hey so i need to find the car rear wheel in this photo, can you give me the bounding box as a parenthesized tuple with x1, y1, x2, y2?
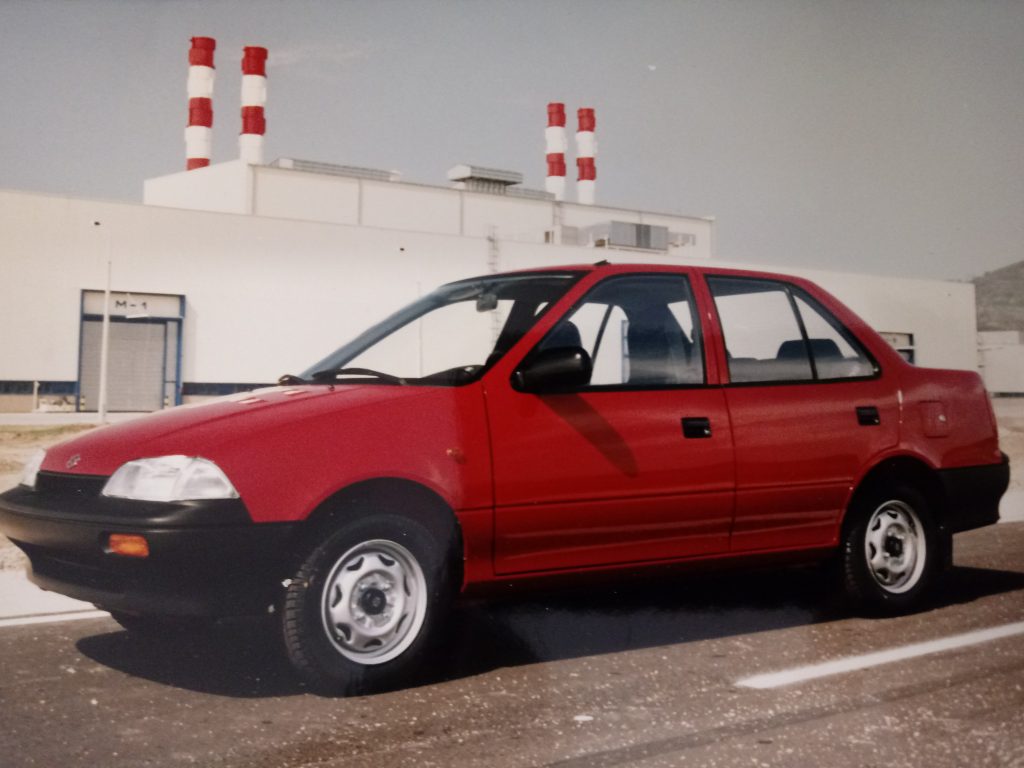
(842, 484, 939, 613)
(281, 513, 454, 695)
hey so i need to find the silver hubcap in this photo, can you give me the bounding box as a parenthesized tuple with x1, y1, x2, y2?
(864, 500, 926, 594)
(320, 539, 427, 665)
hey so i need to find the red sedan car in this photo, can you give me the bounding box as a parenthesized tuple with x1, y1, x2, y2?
(0, 263, 1009, 694)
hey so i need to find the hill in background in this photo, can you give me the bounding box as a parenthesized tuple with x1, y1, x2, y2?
(974, 260, 1024, 333)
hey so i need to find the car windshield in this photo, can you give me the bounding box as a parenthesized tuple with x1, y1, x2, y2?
(299, 272, 583, 386)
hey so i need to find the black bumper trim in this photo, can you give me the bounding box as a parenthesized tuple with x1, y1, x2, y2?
(938, 453, 1011, 534)
(0, 490, 299, 618)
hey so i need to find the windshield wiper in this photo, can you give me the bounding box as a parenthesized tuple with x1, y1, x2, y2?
(277, 374, 307, 385)
(309, 367, 407, 385)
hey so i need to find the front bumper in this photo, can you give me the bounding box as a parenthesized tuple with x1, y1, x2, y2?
(0, 472, 298, 617)
(938, 452, 1011, 534)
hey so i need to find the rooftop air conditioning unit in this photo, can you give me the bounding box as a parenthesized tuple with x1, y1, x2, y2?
(606, 222, 669, 251)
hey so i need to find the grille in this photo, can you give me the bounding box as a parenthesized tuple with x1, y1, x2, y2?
(35, 471, 108, 506)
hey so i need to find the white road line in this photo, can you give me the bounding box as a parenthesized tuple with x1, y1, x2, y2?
(0, 610, 109, 629)
(736, 620, 1024, 689)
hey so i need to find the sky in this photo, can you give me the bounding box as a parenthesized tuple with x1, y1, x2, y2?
(1, 0, 1022, 281)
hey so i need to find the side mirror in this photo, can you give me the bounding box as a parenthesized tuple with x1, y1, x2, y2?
(513, 346, 592, 393)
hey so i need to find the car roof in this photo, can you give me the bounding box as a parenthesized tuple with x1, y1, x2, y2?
(487, 261, 812, 285)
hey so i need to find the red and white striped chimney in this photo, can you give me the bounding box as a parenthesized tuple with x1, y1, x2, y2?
(576, 107, 597, 205)
(545, 102, 567, 201)
(185, 37, 216, 171)
(239, 46, 268, 165)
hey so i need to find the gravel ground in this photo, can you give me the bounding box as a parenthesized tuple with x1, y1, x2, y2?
(994, 398, 1024, 490)
(0, 424, 96, 570)
(0, 399, 1021, 571)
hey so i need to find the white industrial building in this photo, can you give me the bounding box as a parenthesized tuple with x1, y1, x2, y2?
(0, 35, 993, 412)
(0, 157, 981, 413)
(979, 331, 1024, 396)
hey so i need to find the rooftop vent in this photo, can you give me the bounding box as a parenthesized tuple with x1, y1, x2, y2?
(447, 164, 523, 195)
(505, 187, 556, 201)
(270, 158, 401, 182)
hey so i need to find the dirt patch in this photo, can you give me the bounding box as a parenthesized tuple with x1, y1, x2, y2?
(0, 424, 96, 490)
(995, 396, 1024, 490)
(1000, 429, 1024, 490)
(0, 424, 97, 570)
(0, 425, 95, 445)
(0, 541, 29, 571)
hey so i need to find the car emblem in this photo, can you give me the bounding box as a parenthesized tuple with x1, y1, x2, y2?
(66, 454, 81, 470)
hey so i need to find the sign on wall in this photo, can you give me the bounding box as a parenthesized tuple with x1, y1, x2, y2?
(82, 290, 183, 319)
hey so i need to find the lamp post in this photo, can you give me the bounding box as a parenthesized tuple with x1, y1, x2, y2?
(93, 221, 112, 424)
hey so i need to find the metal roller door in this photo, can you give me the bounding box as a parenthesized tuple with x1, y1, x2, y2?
(79, 320, 167, 412)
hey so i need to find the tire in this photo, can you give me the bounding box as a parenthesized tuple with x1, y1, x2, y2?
(281, 513, 455, 695)
(109, 610, 212, 638)
(841, 484, 939, 614)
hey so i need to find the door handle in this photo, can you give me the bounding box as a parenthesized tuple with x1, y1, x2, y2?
(856, 406, 880, 426)
(682, 417, 712, 439)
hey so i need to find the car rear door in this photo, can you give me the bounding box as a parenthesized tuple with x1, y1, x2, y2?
(705, 275, 900, 552)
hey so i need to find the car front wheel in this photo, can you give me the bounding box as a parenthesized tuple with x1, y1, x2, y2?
(281, 513, 454, 695)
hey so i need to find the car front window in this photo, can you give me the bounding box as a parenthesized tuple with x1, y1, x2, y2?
(530, 274, 705, 388)
(300, 272, 582, 386)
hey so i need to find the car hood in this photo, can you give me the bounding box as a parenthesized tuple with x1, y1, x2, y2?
(41, 385, 433, 477)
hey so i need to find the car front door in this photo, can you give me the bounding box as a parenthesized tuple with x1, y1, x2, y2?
(485, 272, 736, 575)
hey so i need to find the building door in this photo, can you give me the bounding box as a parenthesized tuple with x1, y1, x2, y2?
(78, 291, 184, 412)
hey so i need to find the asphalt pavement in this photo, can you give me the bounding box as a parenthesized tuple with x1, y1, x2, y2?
(0, 523, 1021, 767)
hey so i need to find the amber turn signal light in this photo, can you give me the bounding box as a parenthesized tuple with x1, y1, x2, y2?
(107, 533, 150, 558)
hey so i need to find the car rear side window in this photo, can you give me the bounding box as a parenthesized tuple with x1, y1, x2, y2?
(708, 277, 876, 384)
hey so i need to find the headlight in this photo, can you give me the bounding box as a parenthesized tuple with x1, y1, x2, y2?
(101, 455, 240, 502)
(19, 449, 46, 489)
